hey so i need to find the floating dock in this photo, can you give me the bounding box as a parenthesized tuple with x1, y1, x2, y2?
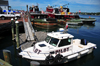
(19, 31, 47, 50)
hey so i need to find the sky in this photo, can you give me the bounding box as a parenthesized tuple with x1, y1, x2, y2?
(8, 0, 100, 12)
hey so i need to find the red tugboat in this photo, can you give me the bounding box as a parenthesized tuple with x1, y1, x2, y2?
(45, 5, 79, 19)
(29, 5, 58, 27)
(30, 4, 80, 19)
(29, 4, 80, 27)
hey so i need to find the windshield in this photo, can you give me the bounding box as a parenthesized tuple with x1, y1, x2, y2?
(45, 36, 51, 43)
(49, 38, 59, 47)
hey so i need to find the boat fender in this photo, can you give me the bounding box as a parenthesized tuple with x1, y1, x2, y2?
(54, 54, 63, 63)
(45, 54, 55, 65)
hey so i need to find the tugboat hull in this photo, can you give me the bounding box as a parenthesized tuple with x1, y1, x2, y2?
(32, 18, 58, 27)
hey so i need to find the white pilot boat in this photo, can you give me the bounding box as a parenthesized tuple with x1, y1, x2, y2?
(19, 27, 97, 65)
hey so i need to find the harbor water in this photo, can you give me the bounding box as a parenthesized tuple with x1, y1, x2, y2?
(0, 15, 100, 66)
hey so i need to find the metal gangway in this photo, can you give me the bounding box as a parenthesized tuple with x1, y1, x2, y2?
(23, 16, 35, 41)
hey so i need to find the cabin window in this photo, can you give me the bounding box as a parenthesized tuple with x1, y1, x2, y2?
(45, 36, 51, 43)
(58, 38, 71, 47)
(49, 38, 59, 47)
(55, 8, 59, 14)
(30, 7, 33, 10)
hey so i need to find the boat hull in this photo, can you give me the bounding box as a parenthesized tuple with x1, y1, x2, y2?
(33, 22, 57, 27)
(32, 18, 58, 27)
(81, 18, 96, 24)
(57, 19, 83, 25)
(82, 21, 96, 24)
(19, 47, 94, 65)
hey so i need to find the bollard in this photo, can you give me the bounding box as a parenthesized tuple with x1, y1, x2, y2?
(30, 61, 40, 66)
(15, 17, 17, 21)
(11, 18, 14, 40)
(15, 21, 20, 49)
(3, 50, 11, 64)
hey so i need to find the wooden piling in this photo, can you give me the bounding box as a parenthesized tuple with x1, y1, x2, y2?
(11, 18, 14, 40)
(12, 41, 17, 58)
(3, 50, 11, 64)
(30, 61, 40, 66)
(26, 5, 28, 15)
(15, 21, 20, 48)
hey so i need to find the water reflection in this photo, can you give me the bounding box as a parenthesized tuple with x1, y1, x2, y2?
(33, 23, 95, 32)
(58, 24, 82, 31)
(83, 24, 95, 29)
(0, 35, 12, 50)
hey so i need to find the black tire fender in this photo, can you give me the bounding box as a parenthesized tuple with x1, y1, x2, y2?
(55, 54, 63, 63)
(45, 54, 55, 65)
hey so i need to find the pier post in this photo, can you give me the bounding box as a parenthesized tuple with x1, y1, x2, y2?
(26, 5, 28, 15)
(15, 20, 22, 66)
(11, 18, 14, 40)
(15, 21, 20, 49)
(3, 50, 11, 64)
(30, 61, 40, 66)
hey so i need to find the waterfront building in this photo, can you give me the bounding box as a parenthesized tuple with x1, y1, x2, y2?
(0, 0, 9, 11)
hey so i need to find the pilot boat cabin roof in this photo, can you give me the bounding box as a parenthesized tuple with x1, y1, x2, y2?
(47, 32, 74, 39)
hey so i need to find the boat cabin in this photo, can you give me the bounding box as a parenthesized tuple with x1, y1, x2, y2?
(46, 32, 74, 47)
(46, 6, 54, 13)
(33, 32, 74, 54)
(63, 8, 69, 13)
(29, 6, 40, 13)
